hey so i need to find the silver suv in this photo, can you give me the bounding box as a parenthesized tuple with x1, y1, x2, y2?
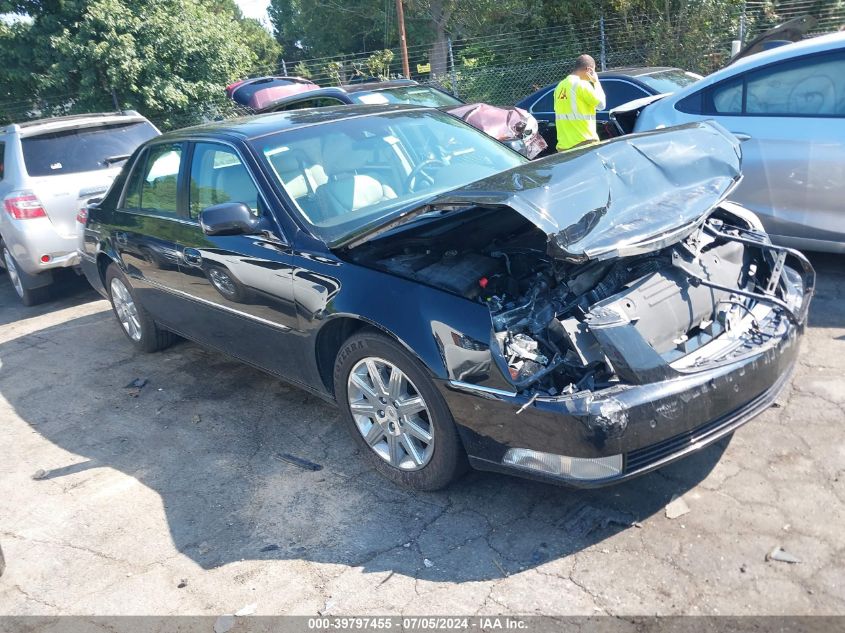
(0, 112, 159, 304)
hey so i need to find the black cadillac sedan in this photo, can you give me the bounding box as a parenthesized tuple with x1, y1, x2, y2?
(80, 105, 814, 490)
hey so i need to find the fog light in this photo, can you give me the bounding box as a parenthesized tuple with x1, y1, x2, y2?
(503, 448, 623, 481)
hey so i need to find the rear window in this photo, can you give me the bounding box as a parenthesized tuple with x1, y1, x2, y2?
(637, 70, 701, 94)
(21, 121, 159, 177)
(349, 86, 462, 108)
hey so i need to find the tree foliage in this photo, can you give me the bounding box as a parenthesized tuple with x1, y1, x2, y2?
(0, 0, 280, 128)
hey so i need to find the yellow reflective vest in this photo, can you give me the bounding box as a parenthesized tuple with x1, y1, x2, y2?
(553, 74, 606, 151)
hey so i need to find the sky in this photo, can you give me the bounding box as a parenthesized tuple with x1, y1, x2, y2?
(235, 0, 271, 28)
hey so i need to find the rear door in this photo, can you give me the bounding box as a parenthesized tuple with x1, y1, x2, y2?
(111, 142, 194, 318)
(172, 140, 305, 381)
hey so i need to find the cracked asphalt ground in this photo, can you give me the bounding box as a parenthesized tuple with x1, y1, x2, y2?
(0, 255, 843, 617)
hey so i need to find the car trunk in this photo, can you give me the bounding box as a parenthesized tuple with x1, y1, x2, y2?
(29, 171, 118, 239)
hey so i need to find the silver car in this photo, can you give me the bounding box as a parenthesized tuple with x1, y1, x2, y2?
(0, 112, 159, 304)
(612, 32, 845, 254)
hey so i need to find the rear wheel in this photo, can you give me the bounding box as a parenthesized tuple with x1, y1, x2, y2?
(105, 264, 175, 353)
(334, 332, 466, 490)
(2, 244, 49, 306)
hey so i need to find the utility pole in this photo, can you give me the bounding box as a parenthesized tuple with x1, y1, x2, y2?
(396, 0, 410, 78)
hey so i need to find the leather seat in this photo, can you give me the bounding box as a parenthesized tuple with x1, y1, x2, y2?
(312, 134, 396, 223)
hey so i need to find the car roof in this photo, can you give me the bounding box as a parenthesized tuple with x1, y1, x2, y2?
(157, 103, 425, 141)
(599, 66, 683, 77)
(1, 111, 149, 137)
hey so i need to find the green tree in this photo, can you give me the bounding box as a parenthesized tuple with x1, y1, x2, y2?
(0, 0, 258, 128)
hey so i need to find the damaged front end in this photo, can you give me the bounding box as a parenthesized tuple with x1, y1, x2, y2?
(346, 121, 814, 485)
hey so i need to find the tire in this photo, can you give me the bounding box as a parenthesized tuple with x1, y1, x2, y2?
(2, 243, 49, 306)
(105, 263, 175, 353)
(334, 332, 467, 490)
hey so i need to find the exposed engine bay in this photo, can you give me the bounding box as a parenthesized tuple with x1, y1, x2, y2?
(349, 206, 804, 396)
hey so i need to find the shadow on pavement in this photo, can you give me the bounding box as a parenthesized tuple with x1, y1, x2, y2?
(1, 308, 728, 582)
(806, 253, 845, 330)
(0, 270, 101, 326)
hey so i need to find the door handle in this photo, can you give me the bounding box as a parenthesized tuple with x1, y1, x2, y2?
(114, 231, 128, 245)
(733, 132, 752, 142)
(182, 247, 203, 266)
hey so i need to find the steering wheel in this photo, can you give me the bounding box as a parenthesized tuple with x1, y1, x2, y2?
(405, 159, 446, 192)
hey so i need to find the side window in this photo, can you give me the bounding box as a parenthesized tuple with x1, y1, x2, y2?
(189, 142, 259, 218)
(123, 150, 146, 209)
(601, 80, 650, 111)
(139, 143, 182, 215)
(531, 87, 555, 113)
(710, 77, 743, 114)
(745, 51, 845, 116)
(0, 142, 5, 181)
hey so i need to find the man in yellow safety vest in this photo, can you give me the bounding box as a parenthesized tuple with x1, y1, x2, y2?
(553, 54, 606, 151)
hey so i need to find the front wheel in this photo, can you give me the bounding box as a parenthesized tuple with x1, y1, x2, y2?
(334, 332, 467, 490)
(105, 264, 175, 353)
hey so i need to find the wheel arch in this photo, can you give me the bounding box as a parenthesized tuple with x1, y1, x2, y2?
(314, 314, 441, 396)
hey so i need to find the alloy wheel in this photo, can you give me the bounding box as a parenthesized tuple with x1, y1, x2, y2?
(347, 357, 434, 471)
(110, 277, 143, 342)
(3, 248, 24, 299)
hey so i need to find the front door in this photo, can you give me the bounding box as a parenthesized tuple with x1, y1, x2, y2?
(172, 141, 306, 382)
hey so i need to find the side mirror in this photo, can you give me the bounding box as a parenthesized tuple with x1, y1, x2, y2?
(199, 202, 260, 236)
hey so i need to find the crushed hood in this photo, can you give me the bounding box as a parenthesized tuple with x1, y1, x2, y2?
(419, 121, 742, 262)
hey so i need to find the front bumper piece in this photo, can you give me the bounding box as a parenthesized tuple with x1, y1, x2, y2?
(446, 243, 814, 487)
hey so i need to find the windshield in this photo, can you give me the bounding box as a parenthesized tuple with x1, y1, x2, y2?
(255, 109, 526, 244)
(638, 69, 702, 94)
(348, 86, 463, 108)
(22, 121, 159, 177)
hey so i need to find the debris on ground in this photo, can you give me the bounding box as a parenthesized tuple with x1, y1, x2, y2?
(403, 542, 411, 548)
(260, 544, 279, 552)
(192, 414, 201, 424)
(31, 469, 48, 480)
(177, 578, 188, 588)
(665, 494, 691, 519)
(125, 378, 148, 397)
(740, 563, 747, 573)
(423, 558, 434, 568)
(766, 546, 801, 564)
(318, 600, 334, 615)
(632, 521, 643, 528)
(235, 603, 257, 616)
(213, 615, 235, 633)
(378, 570, 395, 586)
(273, 453, 323, 471)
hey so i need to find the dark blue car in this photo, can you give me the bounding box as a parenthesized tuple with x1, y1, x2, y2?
(79, 105, 811, 491)
(516, 67, 701, 148)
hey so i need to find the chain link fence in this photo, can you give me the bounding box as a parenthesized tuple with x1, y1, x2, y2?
(3, 0, 844, 131)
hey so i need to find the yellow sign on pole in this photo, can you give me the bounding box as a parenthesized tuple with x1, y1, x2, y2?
(416, 63, 431, 74)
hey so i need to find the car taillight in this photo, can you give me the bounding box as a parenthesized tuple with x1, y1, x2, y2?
(4, 192, 47, 220)
(77, 207, 88, 224)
